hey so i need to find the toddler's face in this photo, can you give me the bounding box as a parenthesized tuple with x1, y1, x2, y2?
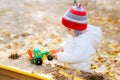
(66, 28, 75, 37)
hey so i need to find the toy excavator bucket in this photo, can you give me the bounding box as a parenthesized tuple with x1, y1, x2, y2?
(50, 49, 56, 55)
(27, 49, 33, 60)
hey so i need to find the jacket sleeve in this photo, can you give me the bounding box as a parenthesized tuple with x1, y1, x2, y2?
(56, 39, 94, 64)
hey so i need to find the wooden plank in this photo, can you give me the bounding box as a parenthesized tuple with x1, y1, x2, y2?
(0, 74, 16, 80)
(0, 65, 51, 80)
(0, 68, 41, 80)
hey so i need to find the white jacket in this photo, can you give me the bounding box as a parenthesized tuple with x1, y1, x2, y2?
(56, 24, 102, 72)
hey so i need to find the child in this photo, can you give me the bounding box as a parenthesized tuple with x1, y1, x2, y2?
(52, 3, 102, 72)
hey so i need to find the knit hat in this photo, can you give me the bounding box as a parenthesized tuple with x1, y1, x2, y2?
(62, 3, 88, 30)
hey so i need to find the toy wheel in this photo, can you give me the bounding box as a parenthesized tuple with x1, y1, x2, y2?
(47, 55, 53, 61)
(35, 58, 43, 65)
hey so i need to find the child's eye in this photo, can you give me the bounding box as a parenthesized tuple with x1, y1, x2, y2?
(67, 28, 71, 31)
(68, 29, 71, 30)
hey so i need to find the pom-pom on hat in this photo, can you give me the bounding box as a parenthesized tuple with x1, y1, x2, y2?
(62, 3, 88, 30)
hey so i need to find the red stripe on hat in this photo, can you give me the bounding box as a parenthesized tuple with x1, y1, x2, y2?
(62, 18, 87, 30)
(70, 9, 87, 16)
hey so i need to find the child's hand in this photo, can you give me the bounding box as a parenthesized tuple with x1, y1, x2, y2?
(51, 46, 63, 60)
(51, 54, 57, 60)
(55, 46, 64, 53)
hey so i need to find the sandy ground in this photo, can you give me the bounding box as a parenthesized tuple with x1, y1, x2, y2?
(0, 0, 120, 80)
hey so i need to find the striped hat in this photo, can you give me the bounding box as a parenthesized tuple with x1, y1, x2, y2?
(62, 3, 88, 30)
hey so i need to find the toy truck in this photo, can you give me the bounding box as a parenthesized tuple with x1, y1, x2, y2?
(27, 49, 56, 65)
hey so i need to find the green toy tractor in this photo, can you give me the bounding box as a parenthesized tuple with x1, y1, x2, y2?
(27, 49, 56, 65)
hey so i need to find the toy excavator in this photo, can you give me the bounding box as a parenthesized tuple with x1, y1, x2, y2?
(27, 49, 56, 65)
